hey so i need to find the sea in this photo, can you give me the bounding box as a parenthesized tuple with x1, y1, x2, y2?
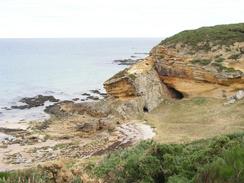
(0, 38, 161, 130)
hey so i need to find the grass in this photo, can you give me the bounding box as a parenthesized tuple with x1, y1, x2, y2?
(160, 23, 244, 50)
(92, 133, 244, 183)
(144, 97, 244, 143)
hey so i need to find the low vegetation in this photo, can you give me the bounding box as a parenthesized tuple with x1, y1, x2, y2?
(228, 53, 242, 60)
(191, 59, 212, 66)
(211, 62, 239, 73)
(0, 169, 50, 183)
(0, 167, 83, 183)
(4, 132, 243, 183)
(0, 129, 243, 183)
(214, 57, 225, 63)
(160, 23, 244, 50)
(92, 133, 244, 183)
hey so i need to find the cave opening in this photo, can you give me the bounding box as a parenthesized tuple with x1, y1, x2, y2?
(143, 106, 149, 113)
(167, 86, 184, 99)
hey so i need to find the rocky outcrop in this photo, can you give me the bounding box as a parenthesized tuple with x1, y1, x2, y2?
(104, 23, 244, 107)
(113, 59, 140, 65)
(11, 95, 59, 109)
(151, 23, 244, 98)
(224, 90, 244, 105)
(151, 45, 244, 98)
(104, 58, 170, 112)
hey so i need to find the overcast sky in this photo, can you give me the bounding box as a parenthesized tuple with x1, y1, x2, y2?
(0, 0, 243, 38)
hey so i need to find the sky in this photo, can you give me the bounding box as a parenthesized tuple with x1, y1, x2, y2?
(0, 0, 243, 38)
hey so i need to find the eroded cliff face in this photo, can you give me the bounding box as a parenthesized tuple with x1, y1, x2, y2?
(151, 45, 244, 98)
(104, 30, 244, 106)
(104, 58, 170, 112)
(104, 23, 244, 114)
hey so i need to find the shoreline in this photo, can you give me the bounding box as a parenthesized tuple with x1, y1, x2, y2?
(0, 89, 107, 134)
(0, 118, 155, 171)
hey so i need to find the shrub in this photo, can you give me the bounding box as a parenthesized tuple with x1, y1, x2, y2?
(211, 62, 240, 73)
(214, 57, 225, 63)
(93, 133, 244, 183)
(228, 53, 242, 60)
(191, 59, 211, 66)
(195, 146, 244, 183)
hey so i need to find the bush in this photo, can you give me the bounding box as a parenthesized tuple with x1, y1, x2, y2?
(191, 59, 211, 66)
(196, 146, 244, 183)
(214, 57, 225, 63)
(93, 133, 244, 183)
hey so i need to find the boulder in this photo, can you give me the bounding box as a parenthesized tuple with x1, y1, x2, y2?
(12, 95, 59, 109)
(235, 90, 244, 100)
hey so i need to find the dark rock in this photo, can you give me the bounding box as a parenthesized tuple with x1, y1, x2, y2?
(90, 89, 107, 97)
(72, 98, 80, 101)
(86, 96, 99, 101)
(81, 93, 90, 96)
(99, 93, 107, 97)
(11, 105, 29, 110)
(11, 95, 59, 110)
(113, 59, 139, 66)
(90, 89, 100, 94)
(1, 107, 12, 110)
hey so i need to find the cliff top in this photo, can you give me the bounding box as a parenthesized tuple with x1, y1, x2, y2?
(160, 23, 244, 50)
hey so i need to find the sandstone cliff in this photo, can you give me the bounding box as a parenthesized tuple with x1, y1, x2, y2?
(104, 57, 170, 112)
(104, 23, 244, 109)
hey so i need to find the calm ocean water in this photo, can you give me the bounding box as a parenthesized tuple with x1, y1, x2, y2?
(0, 38, 160, 126)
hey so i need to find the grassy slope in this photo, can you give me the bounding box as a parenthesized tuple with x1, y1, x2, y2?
(91, 97, 244, 182)
(145, 97, 244, 143)
(160, 23, 244, 49)
(93, 133, 244, 183)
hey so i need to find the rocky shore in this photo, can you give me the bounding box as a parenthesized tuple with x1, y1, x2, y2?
(0, 90, 156, 171)
(0, 23, 243, 181)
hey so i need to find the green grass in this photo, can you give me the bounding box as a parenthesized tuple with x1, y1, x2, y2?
(160, 23, 244, 50)
(192, 97, 207, 105)
(191, 59, 212, 66)
(92, 133, 244, 183)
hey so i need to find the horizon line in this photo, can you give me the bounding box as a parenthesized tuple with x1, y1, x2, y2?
(0, 37, 164, 39)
